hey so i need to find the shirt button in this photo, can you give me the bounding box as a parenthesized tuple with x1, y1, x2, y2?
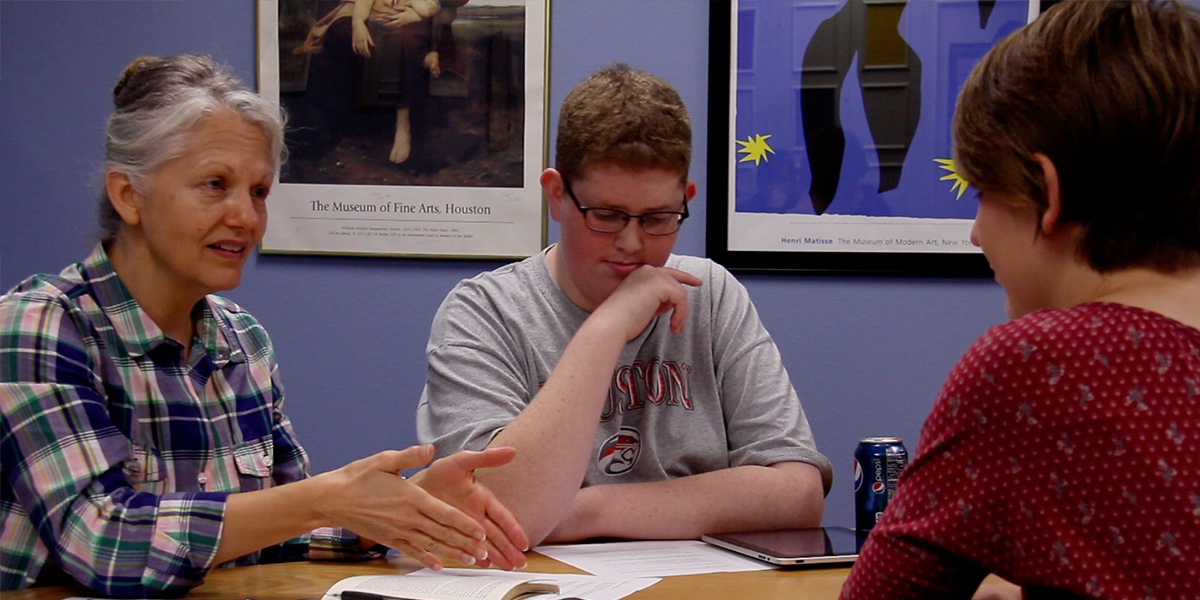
(198, 472, 209, 485)
(263, 454, 273, 467)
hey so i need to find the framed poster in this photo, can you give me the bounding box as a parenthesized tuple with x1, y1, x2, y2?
(258, 0, 548, 258)
(707, 0, 1037, 275)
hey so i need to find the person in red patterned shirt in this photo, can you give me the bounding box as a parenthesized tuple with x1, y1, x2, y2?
(840, 1, 1200, 599)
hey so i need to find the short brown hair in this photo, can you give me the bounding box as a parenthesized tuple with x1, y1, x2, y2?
(953, 0, 1200, 272)
(555, 63, 691, 182)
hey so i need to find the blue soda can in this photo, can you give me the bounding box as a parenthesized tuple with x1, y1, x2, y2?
(853, 437, 908, 531)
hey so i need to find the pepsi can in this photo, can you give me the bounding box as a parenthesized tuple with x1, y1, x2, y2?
(853, 437, 908, 531)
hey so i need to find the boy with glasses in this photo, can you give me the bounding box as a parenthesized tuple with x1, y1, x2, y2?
(416, 64, 832, 546)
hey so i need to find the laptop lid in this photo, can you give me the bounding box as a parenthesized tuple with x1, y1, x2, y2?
(701, 526, 866, 566)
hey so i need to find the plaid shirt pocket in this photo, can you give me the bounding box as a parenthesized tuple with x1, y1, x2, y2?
(233, 436, 274, 490)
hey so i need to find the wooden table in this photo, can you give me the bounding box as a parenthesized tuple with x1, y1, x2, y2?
(5, 551, 853, 600)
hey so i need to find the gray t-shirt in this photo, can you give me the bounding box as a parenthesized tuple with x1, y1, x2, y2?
(416, 250, 833, 493)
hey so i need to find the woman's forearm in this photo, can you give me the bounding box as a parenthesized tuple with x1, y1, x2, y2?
(215, 477, 326, 564)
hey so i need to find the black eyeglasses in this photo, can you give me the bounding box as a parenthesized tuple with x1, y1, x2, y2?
(561, 174, 689, 236)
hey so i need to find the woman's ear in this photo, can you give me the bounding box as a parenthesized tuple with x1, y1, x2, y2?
(104, 169, 143, 227)
(1033, 153, 1062, 235)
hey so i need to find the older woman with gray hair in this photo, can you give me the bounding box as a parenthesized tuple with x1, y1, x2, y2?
(0, 53, 527, 596)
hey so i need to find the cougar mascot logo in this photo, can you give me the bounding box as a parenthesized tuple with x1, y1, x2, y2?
(598, 427, 641, 475)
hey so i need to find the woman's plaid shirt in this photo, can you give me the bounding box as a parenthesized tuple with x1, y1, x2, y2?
(0, 245, 366, 595)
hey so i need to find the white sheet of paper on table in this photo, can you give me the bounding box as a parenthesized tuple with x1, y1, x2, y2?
(532, 540, 773, 578)
(407, 567, 661, 600)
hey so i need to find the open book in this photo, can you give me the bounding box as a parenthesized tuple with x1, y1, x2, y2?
(323, 573, 559, 600)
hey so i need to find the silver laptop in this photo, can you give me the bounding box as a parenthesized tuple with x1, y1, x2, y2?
(701, 526, 865, 566)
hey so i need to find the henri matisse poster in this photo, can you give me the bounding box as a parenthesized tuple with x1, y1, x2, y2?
(708, 0, 1037, 274)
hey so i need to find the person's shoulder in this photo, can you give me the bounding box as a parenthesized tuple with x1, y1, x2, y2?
(1083, 300, 1198, 334)
(206, 294, 256, 320)
(0, 266, 90, 316)
(205, 294, 272, 349)
(466, 253, 538, 282)
(429, 254, 552, 342)
(448, 253, 546, 301)
(980, 303, 1142, 345)
(958, 304, 1125, 374)
(666, 253, 712, 272)
(665, 254, 737, 282)
(666, 254, 749, 304)
(430, 254, 550, 331)
(0, 268, 94, 356)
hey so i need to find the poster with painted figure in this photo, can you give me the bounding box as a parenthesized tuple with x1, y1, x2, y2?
(709, 0, 1035, 275)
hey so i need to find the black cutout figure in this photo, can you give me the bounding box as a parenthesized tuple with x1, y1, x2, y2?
(800, 0, 997, 215)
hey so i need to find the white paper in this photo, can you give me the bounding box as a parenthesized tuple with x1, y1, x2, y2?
(532, 540, 773, 578)
(409, 568, 660, 600)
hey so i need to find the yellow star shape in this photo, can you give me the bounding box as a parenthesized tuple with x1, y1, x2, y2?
(737, 133, 775, 165)
(935, 158, 970, 199)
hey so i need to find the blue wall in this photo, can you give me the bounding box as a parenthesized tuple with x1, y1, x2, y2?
(0, 0, 1006, 530)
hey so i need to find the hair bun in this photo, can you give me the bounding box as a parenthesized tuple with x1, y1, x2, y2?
(113, 56, 160, 105)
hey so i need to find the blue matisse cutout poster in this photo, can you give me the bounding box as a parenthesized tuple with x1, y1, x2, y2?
(721, 0, 1030, 257)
